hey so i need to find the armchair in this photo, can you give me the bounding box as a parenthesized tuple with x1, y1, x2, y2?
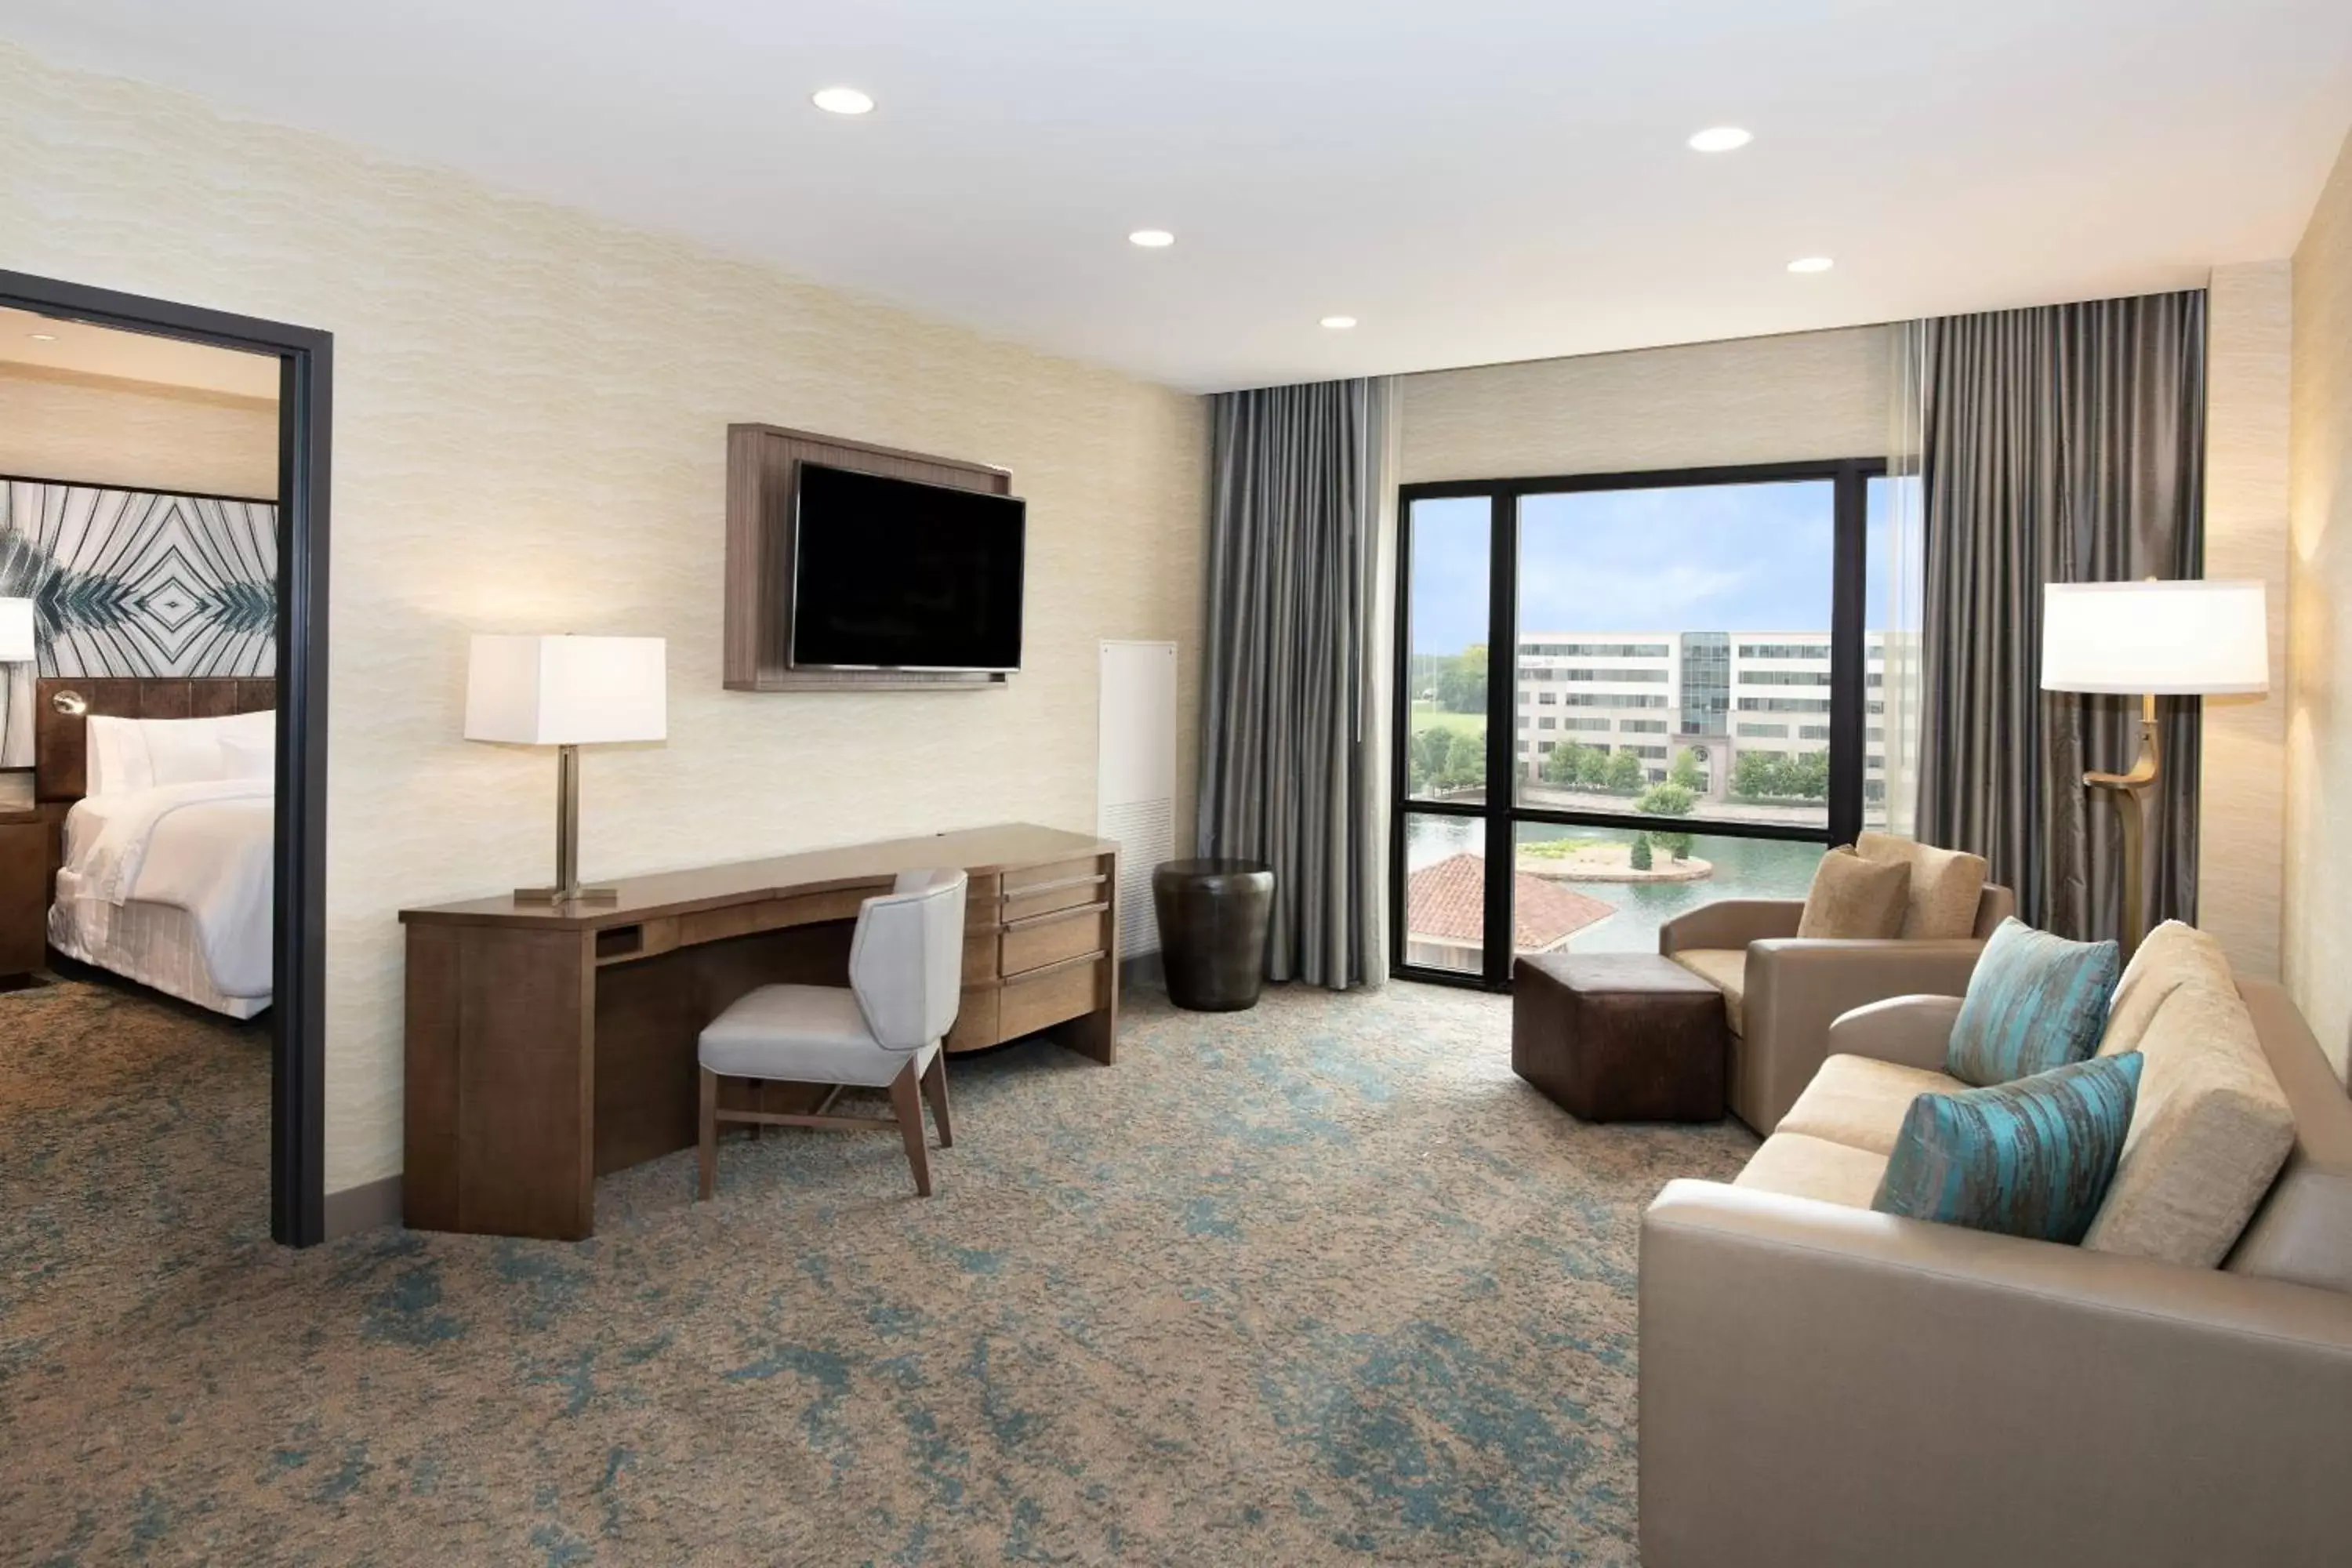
(1660, 881, 2013, 1133)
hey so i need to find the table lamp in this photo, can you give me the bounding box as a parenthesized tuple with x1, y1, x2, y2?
(465, 633, 666, 904)
(2039, 579, 2267, 956)
(0, 597, 34, 782)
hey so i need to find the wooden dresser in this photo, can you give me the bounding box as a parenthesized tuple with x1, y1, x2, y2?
(0, 807, 48, 983)
(399, 823, 1117, 1240)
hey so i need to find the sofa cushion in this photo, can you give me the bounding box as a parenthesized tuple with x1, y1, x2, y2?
(1947, 918, 2119, 1087)
(2083, 982, 2297, 1269)
(1856, 831, 1989, 940)
(1797, 847, 1911, 939)
(1734, 1133, 1889, 1209)
(2097, 919, 2237, 1058)
(1871, 1054, 2143, 1243)
(1778, 1054, 1971, 1156)
(1668, 949, 1746, 1035)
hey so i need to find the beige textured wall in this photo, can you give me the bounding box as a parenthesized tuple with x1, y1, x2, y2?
(0, 42, 1210, 1191)
(2198, 263, 2292, 982)
(1397, 325, 1892, 483)
(2287, 128, 2352, 1084)
(0, 365, 278, 498)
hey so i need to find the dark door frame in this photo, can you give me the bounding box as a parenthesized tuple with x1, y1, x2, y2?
(2, 269, 331, 1247)
(1391, 457, 1882, 991)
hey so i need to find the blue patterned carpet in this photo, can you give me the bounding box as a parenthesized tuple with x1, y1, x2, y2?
(0, 976, 1753, 1564)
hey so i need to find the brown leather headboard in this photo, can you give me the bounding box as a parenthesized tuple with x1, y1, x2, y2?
(34, 677, 278, 802)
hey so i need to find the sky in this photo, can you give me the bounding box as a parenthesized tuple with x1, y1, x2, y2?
(1409, 477, 1904, 655)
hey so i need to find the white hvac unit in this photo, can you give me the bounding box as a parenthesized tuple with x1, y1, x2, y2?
(1097, 640, 1177, 960)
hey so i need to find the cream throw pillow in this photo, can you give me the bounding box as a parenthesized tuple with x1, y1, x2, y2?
(1797, 847, 1911, 939)
(1856, 831, 1988, 939)
(2097, 919, 2238, 1058)
(2082, 982, 2295, 1269)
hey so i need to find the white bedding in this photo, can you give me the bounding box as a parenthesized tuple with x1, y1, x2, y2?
(56, 779, 274, 1007)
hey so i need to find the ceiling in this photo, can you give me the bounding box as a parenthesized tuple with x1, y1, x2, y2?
(0, 304, 279, 399)
(5, 1, 2349, 392)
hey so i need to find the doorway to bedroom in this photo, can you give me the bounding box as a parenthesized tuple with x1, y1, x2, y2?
(0, 270, 329, 1248)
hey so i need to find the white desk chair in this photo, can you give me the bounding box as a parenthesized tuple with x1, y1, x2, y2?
(696, 867, 967, 1199)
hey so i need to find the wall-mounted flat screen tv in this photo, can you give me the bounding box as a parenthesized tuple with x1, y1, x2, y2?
(788, 462, 1026, 672)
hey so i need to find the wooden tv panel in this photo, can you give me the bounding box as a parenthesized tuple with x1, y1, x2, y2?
(722, 423, 1014, 692)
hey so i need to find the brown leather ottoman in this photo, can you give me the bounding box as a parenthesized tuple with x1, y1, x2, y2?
(1512, 952, 1727, 1122)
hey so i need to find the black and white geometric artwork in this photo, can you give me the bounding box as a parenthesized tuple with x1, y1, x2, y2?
(1, 479, 278, 678)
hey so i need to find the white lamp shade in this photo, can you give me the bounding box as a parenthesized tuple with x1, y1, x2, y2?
(0, 597, 33, 662)
(465, 634, 667, 745)
(2040, 580, 2268, 696)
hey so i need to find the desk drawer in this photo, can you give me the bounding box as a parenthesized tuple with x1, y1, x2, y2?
(1003, 872, 1106, 924)
(998, 956, 1102, 1040)
(1000, 903, 1108, 977)
(1004, 855, 1101, 894)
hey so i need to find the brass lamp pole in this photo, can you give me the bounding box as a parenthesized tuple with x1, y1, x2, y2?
(2080, 691, 2160, 958)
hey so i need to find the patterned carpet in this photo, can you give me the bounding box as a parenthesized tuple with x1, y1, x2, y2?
(0, 975, 1754, 1566)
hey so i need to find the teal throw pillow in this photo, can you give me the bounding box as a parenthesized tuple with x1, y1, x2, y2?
(1871, 1053, 2143, 1244)
(1947, 917, 2119, 1086)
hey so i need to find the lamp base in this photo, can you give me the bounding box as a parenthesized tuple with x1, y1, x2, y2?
(514, 884, 619, 906)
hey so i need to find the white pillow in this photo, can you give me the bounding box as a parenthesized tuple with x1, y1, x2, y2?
(145, 720, 232, 786)
(82, 710, 278, 794)
(84, 714, 154, 797)
(220, 732, 273, 781)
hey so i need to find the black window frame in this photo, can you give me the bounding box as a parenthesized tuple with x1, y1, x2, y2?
(1391, 457, 1884, 991)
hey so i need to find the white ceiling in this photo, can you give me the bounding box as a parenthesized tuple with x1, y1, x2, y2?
(0, 304, 279, 398)
(5, 1, 2350, 392)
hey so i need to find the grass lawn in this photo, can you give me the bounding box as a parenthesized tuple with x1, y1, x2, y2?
(1409, 702, 1484, 738)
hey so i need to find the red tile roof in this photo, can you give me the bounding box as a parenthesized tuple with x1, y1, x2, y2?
(1405, 853, 1613, 952)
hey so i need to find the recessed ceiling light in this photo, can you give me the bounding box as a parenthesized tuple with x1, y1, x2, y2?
(1128, 229, 1175, 249)
(811, 86, 874, 115)
(1319, 316, 1358, 330)
(1688, 126, 1753, 153)
(1787, 256, 1835, 274)
(26, 332, 58, 341)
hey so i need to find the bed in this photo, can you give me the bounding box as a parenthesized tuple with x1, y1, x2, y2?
(35, 677, 277, 1018)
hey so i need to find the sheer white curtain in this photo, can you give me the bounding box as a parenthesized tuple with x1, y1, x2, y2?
(1878, 321, 1929, 838)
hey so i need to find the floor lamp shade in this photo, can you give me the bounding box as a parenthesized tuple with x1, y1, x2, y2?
(2039, 580, 2269, 697)
(465, 634, 667, 745)
(465, 634, 666, 902)
(0, 597, 34, 663)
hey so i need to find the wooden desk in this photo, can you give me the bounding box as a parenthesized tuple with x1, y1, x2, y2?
(400, 823, 1118, 1239)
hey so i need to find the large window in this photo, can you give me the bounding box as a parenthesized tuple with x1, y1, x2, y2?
(1393, 459, 1885, 986)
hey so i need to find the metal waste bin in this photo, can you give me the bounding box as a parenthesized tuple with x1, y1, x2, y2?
(1152, 858, 1274, 1011)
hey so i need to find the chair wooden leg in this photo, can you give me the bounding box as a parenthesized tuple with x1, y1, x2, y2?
(698, 1067, 718, 1201)
(887, 1062, 933, 1197)
(920, 1051, 953, 1149)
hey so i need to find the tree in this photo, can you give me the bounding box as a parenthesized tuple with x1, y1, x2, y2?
(1733, 750, 1784, 800)
(1636, 781, 1695, 818)
(1730, 748, 1829, 801)
(1629, 833, 1654, 871)
(1435, 644, 1487, 714)
(1651, 830, 1693, 862)
(1573, 745, 1610, 787)
(1605, 748, 1645, 793)
(1541, 740, 1592, 786)
(1668, 749, 1704, 792)
(1437, 730, 1485, 791)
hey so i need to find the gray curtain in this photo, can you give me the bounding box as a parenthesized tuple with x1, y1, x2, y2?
(1917, 291, 2206, 942)
(1196, 379, 1388, 989)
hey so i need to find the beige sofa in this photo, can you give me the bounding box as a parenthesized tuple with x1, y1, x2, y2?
(1639, 930, 2352, 1568)
(1661, 880, 2014, 1134)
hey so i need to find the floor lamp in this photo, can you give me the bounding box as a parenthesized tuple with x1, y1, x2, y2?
(2039, 579, 2268, 957)
(465, 633, 668, 904)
